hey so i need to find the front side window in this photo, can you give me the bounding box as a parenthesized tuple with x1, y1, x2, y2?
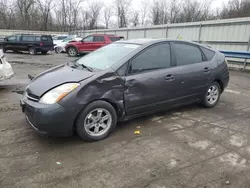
(75, 43, 140, 70)
(93, 36, 105, 42)
(128, 43, 171, 75)
(83, 36, 94, 42)
(7, 36, 16, 41)
(174, 43, 203, 66)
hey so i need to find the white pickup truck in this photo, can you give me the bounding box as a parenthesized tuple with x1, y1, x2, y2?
(0, 49, 14, 81)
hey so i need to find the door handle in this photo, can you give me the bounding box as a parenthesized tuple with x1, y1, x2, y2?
(165, 74, 175, 82)
(204, 67, 211, 73)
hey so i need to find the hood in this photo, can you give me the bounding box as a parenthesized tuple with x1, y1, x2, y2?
(27, 64, 94, 97)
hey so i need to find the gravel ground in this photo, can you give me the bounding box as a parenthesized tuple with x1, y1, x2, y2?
(1, 52, 250, 188)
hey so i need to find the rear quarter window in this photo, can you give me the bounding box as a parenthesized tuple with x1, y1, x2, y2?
(201, 47, 215, 61)
(108, 37, 121, 42)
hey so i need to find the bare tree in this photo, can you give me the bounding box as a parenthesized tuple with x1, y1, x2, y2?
(36, 0, 55, 31)
(103, 6, 112, 29)
(150, 0, 167, 25)
(179, 0, 213, 22)
(16, 0, 35, 29)
(168, 0, 181, 23)
(85, 1, 103, 30)
(113, 0, 133, 28)
(219, 0, 250, 19)
(131, 11, 139, 27)
(139, 0, 148, 26)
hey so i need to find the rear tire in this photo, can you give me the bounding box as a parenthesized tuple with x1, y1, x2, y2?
(76, 101, 117, 142)
(29, 47, 36, 55)
(67, 47, 77, 57)
(203, 82, 221, 108)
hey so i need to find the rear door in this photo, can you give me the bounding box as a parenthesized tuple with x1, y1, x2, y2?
(92, 36, 106, 50)
(170, 42, 213, 103)
(124, 43, 179, 116)
(22, 35, 36, 51)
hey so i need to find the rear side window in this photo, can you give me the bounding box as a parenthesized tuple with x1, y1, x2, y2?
(173, 43, 203, 66)
(22, 36, 35, 42)
(35, 37, 40, 41)
(201, 47, 215, 61)
(108, 37, 120, 42)
(93, 36, 105, 42)
(129, 43, 171, 75)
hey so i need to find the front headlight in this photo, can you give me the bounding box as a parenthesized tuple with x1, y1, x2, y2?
(39, 83, 80, 104)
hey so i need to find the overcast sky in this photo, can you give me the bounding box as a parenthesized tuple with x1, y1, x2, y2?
(99, 0, 230, 10)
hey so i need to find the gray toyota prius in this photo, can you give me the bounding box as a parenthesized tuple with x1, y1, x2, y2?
(21, 39, 229, 141)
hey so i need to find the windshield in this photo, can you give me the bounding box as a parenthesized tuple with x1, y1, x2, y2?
(75, 43, 140, 70)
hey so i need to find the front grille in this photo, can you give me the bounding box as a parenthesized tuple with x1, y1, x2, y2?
(26, 92, 39, 102)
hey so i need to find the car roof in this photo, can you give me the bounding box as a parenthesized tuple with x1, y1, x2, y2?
(116, 38, 214, 50)
(91, 34, 120, 37)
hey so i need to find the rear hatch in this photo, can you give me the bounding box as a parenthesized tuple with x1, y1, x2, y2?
(41, 35, 53, 48)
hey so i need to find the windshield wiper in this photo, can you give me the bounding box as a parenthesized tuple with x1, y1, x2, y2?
(80, 64, 93, 72)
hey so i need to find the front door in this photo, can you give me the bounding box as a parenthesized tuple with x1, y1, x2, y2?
(124, 43, 178, 117)
(79, 35, 94, 52)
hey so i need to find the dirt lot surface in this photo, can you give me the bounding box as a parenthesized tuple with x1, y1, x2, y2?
(1, 52, 250, 188)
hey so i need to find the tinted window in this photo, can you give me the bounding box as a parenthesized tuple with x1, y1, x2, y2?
(76, 43, 140, 70)
(93, 36, 105, 42)
(41, 36, 52, 41)
(7, 36, 16, 41)
(129, 43, 171, 75)
(16, 35, 21, 41)
(108, 37, 120, 42)
(35, 37, 40, 41)
(83, 36, 93, 42)
(22, 36, 35, 42)
(201, 47, 215, 61)
(58, 36, 67, 40)
(174, 43, 203, 66)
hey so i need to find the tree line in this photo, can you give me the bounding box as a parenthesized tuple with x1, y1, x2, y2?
(0, 0, 249, 32)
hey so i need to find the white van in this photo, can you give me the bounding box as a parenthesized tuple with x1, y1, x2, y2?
(0, 49, 14, 81)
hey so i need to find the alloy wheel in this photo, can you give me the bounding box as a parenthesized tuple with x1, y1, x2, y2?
(84, 108, 112, 137)
(206, 85, 219, 105)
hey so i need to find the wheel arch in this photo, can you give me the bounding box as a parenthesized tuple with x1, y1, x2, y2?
(73, 98, 124, 130)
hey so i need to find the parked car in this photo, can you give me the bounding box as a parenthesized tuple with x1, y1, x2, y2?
(65, 34, 123, 57)
(0, 49, 14, 81)
(53, 35, 76, 46)
(20, 39, 229, 141)
(1, 34, 54, 55)
(54, 37, 82, 53)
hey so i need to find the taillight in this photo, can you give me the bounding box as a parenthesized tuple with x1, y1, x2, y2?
(40, 42, 44, 46)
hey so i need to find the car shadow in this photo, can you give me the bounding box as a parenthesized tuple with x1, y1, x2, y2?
(34, 103, 202, 148)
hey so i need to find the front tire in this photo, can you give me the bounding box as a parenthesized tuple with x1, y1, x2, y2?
(67, 47, 77, 57)
(76, 101, 117, 141)
(203, 82, 221, 108)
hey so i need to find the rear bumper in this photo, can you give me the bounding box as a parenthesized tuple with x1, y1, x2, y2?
(20, 98, 78, 137)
